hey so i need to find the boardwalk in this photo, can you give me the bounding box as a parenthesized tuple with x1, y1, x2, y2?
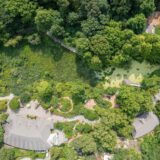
(46, 32, 76, 53)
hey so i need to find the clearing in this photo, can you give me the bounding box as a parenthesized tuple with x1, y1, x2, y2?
(105, 60, 160, 88)
(0, 35, 92, 96)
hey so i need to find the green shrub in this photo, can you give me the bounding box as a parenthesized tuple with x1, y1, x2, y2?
(59, 98, 72, 112)
(9, 97, 20, 111)
(49, 97, 59, 109)
(113, 149, 142, 160)
(54, 121, 77, 138)
(0, 125, 4, 146)
(50, 146, 77, 160)
(153, 101, 160, 119)
(151, 69, 160, 77)
(76, 123, 92, 134)
(27, 114, 37, 119)
(0, 148, 15, 160)
(20, 93, 31, 104)
(36, 80, 53, 102)
(95, 96, 112, 109)
(0, 100, 7, 111)
(0, 113, 8, 124)
(50, 108, 54, 113)
(85, 155, 97, 160)
(27, 33, 41, 45)
(4, 36, 22, 47)
(105, 87, 118, 96)
(81, 109, 99, 121)
(155, 25, 160, 35)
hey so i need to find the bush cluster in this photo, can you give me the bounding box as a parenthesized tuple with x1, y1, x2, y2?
(59, 98, 72, 112)
(0, 100, 7, 111)
(81, 108, 99, 121)
(20, 93, 31, 104)
(9, 97, 20, 111)
(75, 123, 92, 134)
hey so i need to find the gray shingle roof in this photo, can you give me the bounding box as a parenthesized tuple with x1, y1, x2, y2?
(132, 112, 159, 139)
(3, 114, 53, 151)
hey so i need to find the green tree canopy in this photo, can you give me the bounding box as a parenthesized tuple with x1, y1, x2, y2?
(117, 86, 153, 118)
(127, 14, 146, 34)
(70, 135, 97, 154)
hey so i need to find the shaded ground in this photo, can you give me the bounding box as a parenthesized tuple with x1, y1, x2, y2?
(105, 60, 159, 88)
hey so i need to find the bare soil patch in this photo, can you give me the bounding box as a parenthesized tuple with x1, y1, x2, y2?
(147, 11, 160, 26)
(103, 94, 119, 108)
(84, 99, 96, 110)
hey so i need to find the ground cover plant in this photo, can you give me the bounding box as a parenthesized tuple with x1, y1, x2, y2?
(0, 100, 7, 111)
(0, 148, 46, 160)
(58, 98, 72, 112)
(9, 97, 20, 111)
(0, 35, 94, 97)
(54, 121, 77, 138)
(155, 25, 160, 35)
(104, 60, 160, 88)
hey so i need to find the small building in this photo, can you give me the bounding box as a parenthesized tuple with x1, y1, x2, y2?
(3, 114, 54, 151)
(132, 112, 159, 139)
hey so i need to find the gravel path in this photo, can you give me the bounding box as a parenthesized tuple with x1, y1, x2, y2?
(0, 94, 14, 101)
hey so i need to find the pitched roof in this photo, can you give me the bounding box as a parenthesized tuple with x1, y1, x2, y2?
(132, 112, 159, 139)
(3, 114, 53, 151)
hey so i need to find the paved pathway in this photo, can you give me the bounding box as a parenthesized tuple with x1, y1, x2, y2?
(0, 95, 99, 124)
(0, 94, 14, 101)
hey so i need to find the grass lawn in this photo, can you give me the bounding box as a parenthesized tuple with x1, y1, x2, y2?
(105, 60, 160, 88)
(0, 35, 93, 96)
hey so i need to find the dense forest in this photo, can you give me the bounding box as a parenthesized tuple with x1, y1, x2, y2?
(0, 0, 160, 71)
(0, 0, 160, 160)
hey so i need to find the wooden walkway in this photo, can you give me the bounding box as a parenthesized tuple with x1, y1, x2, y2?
(46, 32, 76, 53)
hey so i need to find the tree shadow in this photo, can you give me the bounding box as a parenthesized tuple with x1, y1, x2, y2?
(75, 56, 98, 86)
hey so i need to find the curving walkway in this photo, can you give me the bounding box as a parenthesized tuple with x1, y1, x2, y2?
(0, 95, 99, 125)
(57, 97, 74, 113)
(0, 94, 14, 101)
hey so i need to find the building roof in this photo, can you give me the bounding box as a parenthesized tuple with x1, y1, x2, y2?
(122, 79, 142, 87)
(132, 112, 159, 139)
(3, 114, 53, 151)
